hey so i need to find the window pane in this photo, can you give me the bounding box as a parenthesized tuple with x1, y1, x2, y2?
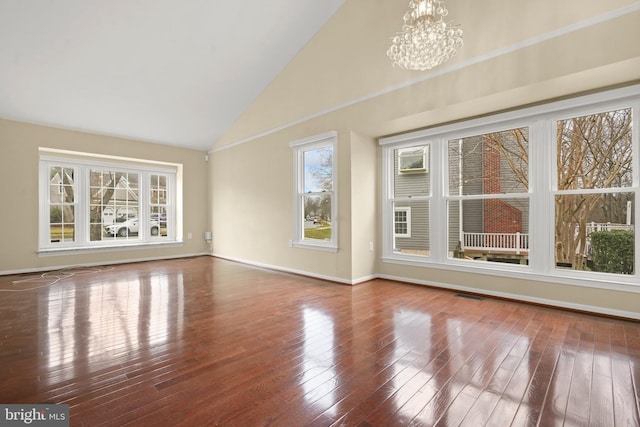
(394, 145, 429, 197)
(393, 200, 429, 256)
(448, 128, 529, 195)
(449, 198, 530, 264)
(303, 147, 333, 193)
(555, 193, 634, 274)
(557, 108, 632, 190)
(90, 170, 140, 241)
(49, 206, 75, 243)
(303, 194, 332, 241)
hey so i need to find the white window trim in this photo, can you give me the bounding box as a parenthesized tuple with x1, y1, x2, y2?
(380, 84, 640, 293)
(394, 207, 412, 238)
(290, 131, 338, 252)
(39, 149, 182, 253)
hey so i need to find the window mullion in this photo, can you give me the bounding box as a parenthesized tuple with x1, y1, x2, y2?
(431, 138, 446, 263)
(382, 145, 394, 259)
(529, 119, 552, 273)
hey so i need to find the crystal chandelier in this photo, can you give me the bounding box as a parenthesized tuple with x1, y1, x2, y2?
(387, 0, 463, 71)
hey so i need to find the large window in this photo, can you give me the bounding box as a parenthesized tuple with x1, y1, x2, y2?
(290, 132, 337, 251)
(381, 85, 639, 289)
(40, 150, 179, 251)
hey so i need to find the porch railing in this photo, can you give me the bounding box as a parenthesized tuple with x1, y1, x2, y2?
(460, 223, 633, 256)
(585, 222, 633, 234)
(462, 232, 529, 255)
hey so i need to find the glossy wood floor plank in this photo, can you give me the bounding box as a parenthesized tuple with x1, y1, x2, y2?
(1, 256, 639, 426)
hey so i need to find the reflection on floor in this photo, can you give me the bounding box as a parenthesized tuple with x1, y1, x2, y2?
(0, 256, 638, 426)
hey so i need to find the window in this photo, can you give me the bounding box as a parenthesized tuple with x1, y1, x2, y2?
(48, 166, 76, 243)
(290, 132, 337, 251)
(554, 108, 634, 274)
(150, 174, 169, 237)
(40, 149, 180, 251)
(394, 207, 411, 237)
(388, 144, 430, 257)
(447, 127, 530, 265)
(381, 85, 639, 289)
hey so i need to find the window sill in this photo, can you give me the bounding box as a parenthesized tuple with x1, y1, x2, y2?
(38, 240, 184, 256)
(291, 241, 338, 252)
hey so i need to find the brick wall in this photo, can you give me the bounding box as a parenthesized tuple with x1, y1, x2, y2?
(483, 137, 522, 233)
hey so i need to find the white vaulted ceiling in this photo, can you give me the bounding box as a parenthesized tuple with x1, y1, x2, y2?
(0, 0, 345, 151)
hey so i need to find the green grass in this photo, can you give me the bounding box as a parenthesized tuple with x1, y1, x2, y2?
(50, 225, 74, 239)
(50, 225, 168, 240)
(304, 227, 332, 240)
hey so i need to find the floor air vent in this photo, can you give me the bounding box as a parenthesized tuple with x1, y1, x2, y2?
(454, 293, 485, 301)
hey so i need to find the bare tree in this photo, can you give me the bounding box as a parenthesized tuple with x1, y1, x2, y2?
(483, 128, 529, 191)
(555, 108, 632, 268)
(308, 147, 333, 192)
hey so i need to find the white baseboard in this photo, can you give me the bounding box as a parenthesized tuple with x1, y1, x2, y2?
(212, 255, 640, 319)
(0, 252, 211, 276)
(212, 253, 356, 285)
(376, 273, 640, 321)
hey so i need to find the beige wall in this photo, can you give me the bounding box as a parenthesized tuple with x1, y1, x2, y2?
(213, 0, 640, 150)
(348, 131, 378, 282)
(210, 0, 640, 317)
(0, 118, 209, 273)
(211, 128, 356, 281)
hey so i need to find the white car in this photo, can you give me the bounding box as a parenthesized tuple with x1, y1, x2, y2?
(105, 217, 159, 237)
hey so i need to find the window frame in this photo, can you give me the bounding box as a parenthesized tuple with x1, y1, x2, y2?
(380, 84, 640, 292)
(39, 150, 181, 252)
(290, 131, 338, 252)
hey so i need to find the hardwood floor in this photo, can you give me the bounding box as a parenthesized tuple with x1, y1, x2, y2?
(1, 256, 639, 426)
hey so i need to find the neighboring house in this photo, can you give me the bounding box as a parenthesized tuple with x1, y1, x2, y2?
(393, 146, 430, 255)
